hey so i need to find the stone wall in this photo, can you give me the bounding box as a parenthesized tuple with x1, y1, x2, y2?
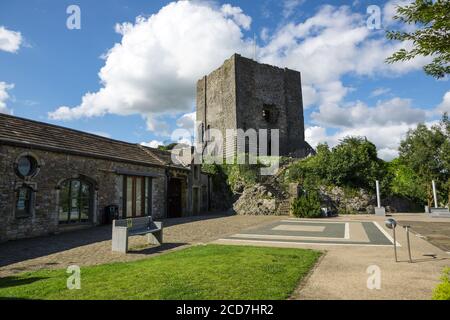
(197, 54, 308, 158)
(197, 55, 237, 159)
(0, 144, 167, 242)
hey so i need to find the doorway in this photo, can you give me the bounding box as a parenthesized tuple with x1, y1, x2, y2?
(59, 179, 93, 224)
(193, 187, 199, 215)
(167, 178, 183, 218)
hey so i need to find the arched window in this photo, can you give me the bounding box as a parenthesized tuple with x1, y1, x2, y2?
(15, 186, 33, 218)
(59, 179, 93, 224)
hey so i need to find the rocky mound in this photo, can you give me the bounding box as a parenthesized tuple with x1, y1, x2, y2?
(233, 183, 288, 216)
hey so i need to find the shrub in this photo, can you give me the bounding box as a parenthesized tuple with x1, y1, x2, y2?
(291, 190, 322, 218)
(433, 268, 450, 300)
(286, 138, 388, 191)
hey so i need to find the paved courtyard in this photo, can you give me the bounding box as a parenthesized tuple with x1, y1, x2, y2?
(215, 214, 450, 300)
(398, 220, 450, 252)
(0, 214, 280, 277)
(0, 213, 448, 300)
(216, 219, 395, 246)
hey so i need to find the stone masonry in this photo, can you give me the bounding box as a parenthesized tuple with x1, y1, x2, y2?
(197, 54, 313, 159)
(0, 144, 167, 242)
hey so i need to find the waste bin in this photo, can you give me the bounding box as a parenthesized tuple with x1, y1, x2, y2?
(104, 205, 119, 225)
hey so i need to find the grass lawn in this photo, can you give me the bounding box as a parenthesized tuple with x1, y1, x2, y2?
(0, 244, 321, 300)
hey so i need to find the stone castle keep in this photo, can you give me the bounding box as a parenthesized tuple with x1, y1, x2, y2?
(0, 54, 311, 242)
(197, 54, 313, 158)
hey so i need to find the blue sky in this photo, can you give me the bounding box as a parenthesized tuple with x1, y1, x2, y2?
(0, 0, 449, 159)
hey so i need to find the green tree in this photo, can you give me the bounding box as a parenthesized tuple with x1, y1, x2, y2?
(399, 114, 449, 206)
(439, 114, 450, 205)
(388, 158, 424, 202)
(287, 137, 388, 191)
(386, 0, 450, 79)
(327, 137, 387, 189)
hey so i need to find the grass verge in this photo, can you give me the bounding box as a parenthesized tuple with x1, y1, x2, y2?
(0, 244, 321, 300)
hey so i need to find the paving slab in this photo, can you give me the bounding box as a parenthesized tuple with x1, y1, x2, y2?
(215, 214, 450, 300)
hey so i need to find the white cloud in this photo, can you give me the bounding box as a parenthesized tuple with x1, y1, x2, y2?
(257, 4, 428, 113)
(306, 90, 450, 161)
(306, 122, 418, 161)
(260, 27, 270, 42)
(141, 140, 164, 148)
(49, 1, 253, 129)
(0, 26, 22, 53)
(0, 82, 14, 114)
(176, 112, 196, 130)
(282, 0, 304, 18)
(437, 91, 450, 115)
(220, 4, 252, 30)
(370, 87, 391, 97)
(305, 126, 331, 148)
(49, 1, 433, 145)
(383, 0, 414, 28)
(311, 97, 426, 128)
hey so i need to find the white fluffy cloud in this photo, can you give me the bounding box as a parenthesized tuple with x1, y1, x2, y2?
(48, 0, 436, 158)
(0, 26, 22, 53)
(306, 90, 448, 161)
(258, 3, 428, 108)
(282, 0, 305, 18)
(49, 1, 253, 126)
(306, 123, 419, 161)
(0, 82, 14, 114)
(311, 97, 426, 128)
(370, 87, 391, 97)
(437, 91, 450, 115)
(176, 111, 196, 130)
(50, 2, 428, 127)
(140, 140, 164, 148)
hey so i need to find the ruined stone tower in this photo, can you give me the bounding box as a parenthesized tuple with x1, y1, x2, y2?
(196, 54, 312, 158)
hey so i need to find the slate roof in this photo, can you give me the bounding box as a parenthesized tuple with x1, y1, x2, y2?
(0, 113, 187, 170)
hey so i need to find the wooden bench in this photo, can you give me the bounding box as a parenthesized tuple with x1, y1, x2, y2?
(112, 216, 163, 253)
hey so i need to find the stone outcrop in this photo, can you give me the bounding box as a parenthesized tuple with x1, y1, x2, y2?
(233, 183, 287, 216)
(318, 186, 376, 214)
(232, 181, 421, 216)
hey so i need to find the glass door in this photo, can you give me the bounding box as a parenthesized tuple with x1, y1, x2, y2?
(123, 176, 152, 218)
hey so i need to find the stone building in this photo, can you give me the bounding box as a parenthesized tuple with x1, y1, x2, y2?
(0, 114, 211, 242)
(196, 54, 313, 159)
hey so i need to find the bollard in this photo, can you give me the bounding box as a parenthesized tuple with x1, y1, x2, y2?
(403, 225, 413, 263)
(385, 219, 398, 262)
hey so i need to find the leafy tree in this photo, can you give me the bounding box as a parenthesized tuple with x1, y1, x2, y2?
(158, 142, 180, 151)
(439, 113, 450, 205)
(399, 114, 449, 206)
(327, 137, 386, 189)
(386, 0, 450, 79)
(287, 137, 388, 191)
(388, 158, 424, 202)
